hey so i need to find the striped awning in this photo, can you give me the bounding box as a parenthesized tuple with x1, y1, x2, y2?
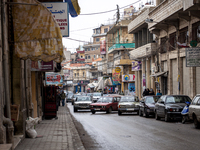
(12, 0, 63, 63)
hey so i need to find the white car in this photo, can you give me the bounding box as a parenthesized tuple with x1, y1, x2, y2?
(92, 92, 102, 102)
(74, 96, 92, 112)
(189, 94, 200, 128)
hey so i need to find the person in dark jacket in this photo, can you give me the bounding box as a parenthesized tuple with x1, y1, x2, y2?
(142, 89, 147, 97)
(60, 91, 66, 106)
(149, 88, 155, 95)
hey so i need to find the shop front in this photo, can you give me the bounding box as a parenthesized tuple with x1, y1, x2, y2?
(122, 74, 136, 95)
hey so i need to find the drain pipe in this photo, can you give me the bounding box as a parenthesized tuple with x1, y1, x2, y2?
(3, 116, 14, 147)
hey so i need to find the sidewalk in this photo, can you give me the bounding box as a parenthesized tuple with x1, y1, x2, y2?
(15, 105, 85, 150)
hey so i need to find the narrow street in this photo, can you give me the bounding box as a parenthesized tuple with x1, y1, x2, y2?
(67, 103, 200, 150)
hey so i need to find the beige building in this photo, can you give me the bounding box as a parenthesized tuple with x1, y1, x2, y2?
(129, 0, 200, 99)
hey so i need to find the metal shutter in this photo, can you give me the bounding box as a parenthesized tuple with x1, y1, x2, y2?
(172, 59, 178, 94)
(196, 67, 200, 94)
(183, 58, 190, 96)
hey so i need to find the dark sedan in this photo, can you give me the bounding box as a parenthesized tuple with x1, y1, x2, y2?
(154, 95, 192, 122)
(139, 95, 161, 117)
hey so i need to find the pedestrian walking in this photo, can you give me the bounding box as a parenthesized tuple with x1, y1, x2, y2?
(55, 91, 61, 119)
(60, 91, 66, 106)
(142, 89, 148, 97)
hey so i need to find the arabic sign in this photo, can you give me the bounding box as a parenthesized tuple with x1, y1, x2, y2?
(100, 37, 106, 55)
(45, 72, 63, 85)
(122, 74, 135, 82)
(132, 61, 141, 71)
(186, 47, 200, 67)
(31, 60, 54, 71)
(43, 2, 69, 37)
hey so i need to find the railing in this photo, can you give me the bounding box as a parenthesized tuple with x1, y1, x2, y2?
(108, 43, 135, 51)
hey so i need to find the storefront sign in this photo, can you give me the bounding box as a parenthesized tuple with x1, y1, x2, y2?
(100, 37, 106, 55)
(122, 74, 135, 82)
(45, 72, 63, 85)
(43, 2, 69, 37)
(115, 67, 121, 73)
(186, 47, 200, 67)
(31, 60, 54, 71)
(132, 61, 141, 71)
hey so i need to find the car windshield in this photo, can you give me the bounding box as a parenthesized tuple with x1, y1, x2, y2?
(97, 97, 113, 103)
(166, 96, 191, 104)
(93, 93, 101, 96)
(120, 96, 137, 102)
(68, 94, 73, 97)
(145, 97, 156, 103)
(87, 93, 93, 96)
(77, 96, 91, 101)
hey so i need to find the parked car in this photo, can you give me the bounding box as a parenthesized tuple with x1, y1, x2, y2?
(92, 92, 102, 102)
(71, 94, 81, 105)
(154, 95, 192, 122)
(66, 93, 74, 103)
(189, 94, 200, 128)
(86, 93, 93, 97)
(118, 96, 140, 115)
(90, 95, 121, 114)
(73, 96, 93, 112)
(139, 95, 161, 117)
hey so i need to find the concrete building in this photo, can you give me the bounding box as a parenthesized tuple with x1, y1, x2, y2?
(128, 6, 156, 98)
(107, 19, 135, 93)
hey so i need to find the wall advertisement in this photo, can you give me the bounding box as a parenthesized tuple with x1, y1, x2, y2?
(122, 74, 135, 82)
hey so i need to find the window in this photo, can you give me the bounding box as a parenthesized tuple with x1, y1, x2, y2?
(96, 38, 100, 42)
(85, 56, 87, 59)
(94, 55, 96, 58)
(88, 55, 90, 59)
(85, 48, 87, 51)
(88, 48, 90, 51)
(81, 55, 83, 58)
(192, 21, 200, 42)
(83, 72, 85, 77)
(160, 37, 167, 53)
(74, 73, 76, 77)
(169, 32, 176, 51)
(104, 28, 108, 33)
(77, 73, 79, 77)
(179, 27, 188, 45)
(96, 47, 98, 50)
(96, 28, 100, 34)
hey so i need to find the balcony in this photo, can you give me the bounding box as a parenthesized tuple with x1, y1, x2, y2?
(128, 7, 155, 34)
(114, 59, 132, 66)
(129, 43, 157, 59)
(148, 0, 183, 29)
(108, 43, 135, 54)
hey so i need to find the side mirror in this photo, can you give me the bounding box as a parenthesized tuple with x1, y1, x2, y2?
(160, 101, 165, 104)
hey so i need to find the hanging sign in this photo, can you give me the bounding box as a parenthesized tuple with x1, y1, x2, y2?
(122, 74, 135, 82)
(45, 72, 63, 85)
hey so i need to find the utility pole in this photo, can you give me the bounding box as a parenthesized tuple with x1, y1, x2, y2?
(116, 5, 120, 24)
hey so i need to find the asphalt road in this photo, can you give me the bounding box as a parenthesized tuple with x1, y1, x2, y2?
(67, 103, 200, 150)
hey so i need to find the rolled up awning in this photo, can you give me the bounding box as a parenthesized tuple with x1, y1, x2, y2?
(12, 0, 63, 63)
(150, 71, 168, 77)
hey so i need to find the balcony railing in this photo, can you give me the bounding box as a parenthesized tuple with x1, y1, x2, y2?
(108, 43, 135, 51)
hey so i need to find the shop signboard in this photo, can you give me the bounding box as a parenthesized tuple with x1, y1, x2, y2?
(43, 2, 69, 37)
(132, 61, 141, 71)
(100, 37, 106, 55)
(45, 72, 63, 85)
(31, 60, 54, 71)
(186, 47, 200, 67)
(115, 67, 121, 73)
(122, 74, 135, 82)
(112, 69, 121, 85)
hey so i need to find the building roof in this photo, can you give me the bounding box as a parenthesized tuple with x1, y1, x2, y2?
(94, 58, 102, 62)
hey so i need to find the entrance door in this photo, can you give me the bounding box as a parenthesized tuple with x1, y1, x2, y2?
(162, 76, 168, 95)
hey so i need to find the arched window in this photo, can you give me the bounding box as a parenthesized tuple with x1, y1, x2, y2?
(88, 55, 90, 59)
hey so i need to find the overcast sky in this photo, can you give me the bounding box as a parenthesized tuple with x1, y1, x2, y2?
(62, 0, 155, 53)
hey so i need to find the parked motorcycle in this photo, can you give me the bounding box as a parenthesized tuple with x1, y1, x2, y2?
(181, 101, 191, 124)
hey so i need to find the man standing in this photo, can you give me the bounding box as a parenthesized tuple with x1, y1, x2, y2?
(60, 91, 66, 106)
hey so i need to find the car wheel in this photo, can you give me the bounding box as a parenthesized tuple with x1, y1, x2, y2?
(91, 110, 96, 114)
(165, 111, 170, 122)
(193, 115, 200, 129)
(155, 111, 160, 120)
(118, 110, 122, 115)
(74, 108, 77, 112)
(139, 109, 143, 117)
(182, 116, 186, 124)
(106, 107, 112, 114)
(144, 108, 149, 118)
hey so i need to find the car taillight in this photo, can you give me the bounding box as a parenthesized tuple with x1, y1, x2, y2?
(118, 105, 120, 108)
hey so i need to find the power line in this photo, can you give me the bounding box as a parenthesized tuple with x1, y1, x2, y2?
(79, 0, 141, 16)
(70, 26, 99, 32)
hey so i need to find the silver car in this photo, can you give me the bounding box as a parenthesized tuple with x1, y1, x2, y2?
(92, 92, 102, 102)
(74, 96, 92, 112)
(118, 96, 140, 115)
(189, 94, 200, 128)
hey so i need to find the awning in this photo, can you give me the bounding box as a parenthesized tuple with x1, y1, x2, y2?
(13, 0, 63, 63)
(150, 71, 167, 77)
